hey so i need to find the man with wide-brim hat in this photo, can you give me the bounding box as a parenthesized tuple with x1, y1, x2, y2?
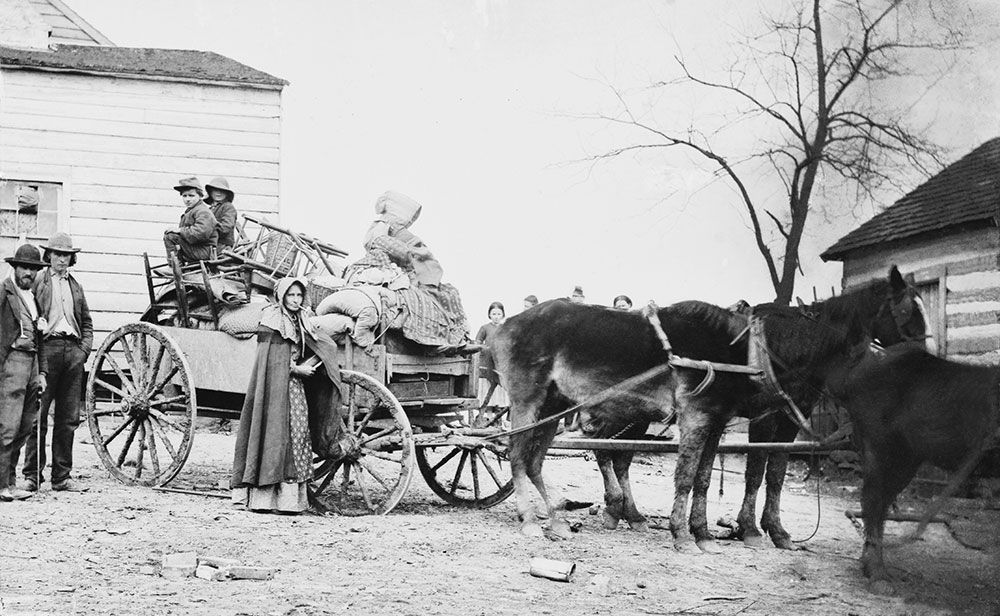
(163, 177, 218, 264)
(204, 177, 238, 251)
(0, 244, 48, 502)
(22, 232, 92, 493)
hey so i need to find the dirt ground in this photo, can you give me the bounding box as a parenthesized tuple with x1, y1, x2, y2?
(2, 429, 998, 616)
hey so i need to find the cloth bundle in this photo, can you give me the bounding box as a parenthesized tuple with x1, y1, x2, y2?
(314, 285, 384, 348)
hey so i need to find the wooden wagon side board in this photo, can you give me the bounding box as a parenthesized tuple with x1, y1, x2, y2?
(161, 326, 257, 395)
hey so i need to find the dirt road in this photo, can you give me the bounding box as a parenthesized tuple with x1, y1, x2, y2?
(2, 432, 997, 616)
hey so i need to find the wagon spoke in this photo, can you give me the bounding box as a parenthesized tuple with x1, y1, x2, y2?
(429, 446, 462, 472)
(149, 408, 189, 433)
(145, 342, 166, 395)
(449, 450, 469, 496)
(341, 463, 352, 491)
(470, 451, 481, 500)
(149, 394, 188, 408)
(354, 408, 376, 435)
(118, 335, 142, 392)
(359, 425, 397, 447)
(133, 333, 149, 391)
(148, 366, 180, 399)
(91, 402, 128, 417)
(103, 355, 136, 396)
(346, 384, 357, 433)
(365, 450, 401, 464)
(145, 420, 161, 477)
(147, 415, 178, 460)
(101, 415, 135, 447)
(354, 463, 375, 511)
(135, 421, 147, 478)
(358, 458, 391, 491)
(93, 377, 129, 399)
(115, 419, 141, 469)
(313, 459, 343, 495)
(475, 449, 506, 490)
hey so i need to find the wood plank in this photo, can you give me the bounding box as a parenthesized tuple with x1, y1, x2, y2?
(73, 186, 278, 213)
(2, 127, 280, 164)
(1, 113, 281, 149)
(71, 202, 279, 226)
(0, 160, 280, 197)
(2, 98, 280, 134)
(388, 354, 474, 377)
(4, 82, 280, 118)
(49, 26, 94, 42)
(3, 144, 279, 182)
(946, 336, 1000, 356)
(2, 70, 282, 105)
(86, 291, 150, 314)
(949, 287, 1000, 305)
(92, 311, 140, 332)
(947, 311, 999, 329)
(74, 271, 148, 294)
(73, 234, 167, 257)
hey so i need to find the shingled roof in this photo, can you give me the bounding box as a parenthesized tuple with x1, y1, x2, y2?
(0, 44, 287, 87)
(822, 137, 1000, 261)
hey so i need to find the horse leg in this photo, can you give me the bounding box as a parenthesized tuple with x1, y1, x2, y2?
(596, 450, 625, 530)
(508, 391, 559, 538)
(861, 450, 918, 594)
(525, 421, 572, 539)
(690, 416, 727, 554)
(614, 449, 649, 531)
(670, 400, 714, 554)
(736, 416, 776, 548)
(759, 417, 800, 550)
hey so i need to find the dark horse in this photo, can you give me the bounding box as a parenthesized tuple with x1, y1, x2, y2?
(830, 345, 999, 591)
(495, 267, 930, 546)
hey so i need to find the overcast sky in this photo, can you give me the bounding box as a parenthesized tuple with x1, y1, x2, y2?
(68, 0, 1000, 325)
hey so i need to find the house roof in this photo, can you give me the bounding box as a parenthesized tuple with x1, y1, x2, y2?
(35, 0, 115, 46)
(822, 137, 1000, 261)
(0, 43, 287, 88)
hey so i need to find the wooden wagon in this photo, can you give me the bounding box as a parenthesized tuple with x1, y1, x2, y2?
(84, 217, 514, 515)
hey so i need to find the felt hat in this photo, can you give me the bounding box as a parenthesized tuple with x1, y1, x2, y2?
(571, 285, 585, 299)
(41, 232, 81, 254)
(204, 177, 235, 204)
(5, 244, 47, 269)
(173, 177, 204, 196)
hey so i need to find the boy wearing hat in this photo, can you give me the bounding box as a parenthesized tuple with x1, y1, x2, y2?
(204, 177, 238, 251)
(0, 244, 48, 501)
(23, 233, 93, 492)
(163, 177, 219, 264)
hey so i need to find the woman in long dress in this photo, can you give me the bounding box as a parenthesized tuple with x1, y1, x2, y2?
(231, 277, 343, 514)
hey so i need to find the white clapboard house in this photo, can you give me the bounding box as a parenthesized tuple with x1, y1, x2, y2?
(0, 0, 286, 349)
(823, 138, 1000, 365)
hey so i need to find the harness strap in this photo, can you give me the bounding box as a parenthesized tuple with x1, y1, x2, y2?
(747, 315, 817, 439)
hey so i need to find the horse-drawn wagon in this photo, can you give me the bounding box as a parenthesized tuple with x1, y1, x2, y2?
(84, 215, 514, 515)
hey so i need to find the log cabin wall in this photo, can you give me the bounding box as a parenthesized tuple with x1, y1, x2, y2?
(841, 226, 1000, 364)
(0, 67, 282, 349)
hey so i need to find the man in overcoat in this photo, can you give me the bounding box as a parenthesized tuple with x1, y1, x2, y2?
(0, 244, 48, 502)
(23, 232, 93, 492)
(163, 177, 218, 263)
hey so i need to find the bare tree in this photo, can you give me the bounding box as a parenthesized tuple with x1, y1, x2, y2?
(591, 0, 967, 304)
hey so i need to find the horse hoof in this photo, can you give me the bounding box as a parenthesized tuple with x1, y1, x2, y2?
(742, 534, 767, 549)
(869, 579, 896, 596)
(673, 538, 701, 555)
(771, 535, 798, 550)
(520, 522, 545, 538)
(601, 511, 620, 530)
(627, 519, 649, 532)
(696, 538, 723, 554)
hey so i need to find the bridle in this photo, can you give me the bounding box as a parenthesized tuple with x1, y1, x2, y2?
(874, 286, 929, 345)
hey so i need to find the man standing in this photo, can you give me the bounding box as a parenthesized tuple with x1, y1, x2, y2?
(23, 233, 92, 492)
(163, 177, 218, 263)
(0, 244, 47, 502)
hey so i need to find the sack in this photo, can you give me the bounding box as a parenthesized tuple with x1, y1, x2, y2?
(217, 302, 267, 338)
(309, 313, 354, 339)
(374, 190, 422, 228)
(315, 286, 381, 318)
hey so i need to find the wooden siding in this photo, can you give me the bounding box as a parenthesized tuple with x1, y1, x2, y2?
(29, 0, 114, 46)
(0, 68, 281, 349)
(841, 227, 1000, 364)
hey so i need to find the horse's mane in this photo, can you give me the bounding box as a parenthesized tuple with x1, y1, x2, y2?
(666, 300, 747, 340)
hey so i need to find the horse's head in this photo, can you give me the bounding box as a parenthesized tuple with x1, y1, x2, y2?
(872, 266, 936, 354)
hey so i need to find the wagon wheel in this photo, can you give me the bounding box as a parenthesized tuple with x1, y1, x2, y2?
(415, 405, 513, 508)
(85, 322, 197, 487)
(311, 370, 414, 516)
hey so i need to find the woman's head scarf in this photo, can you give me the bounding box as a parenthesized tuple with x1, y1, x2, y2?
(259, 277, 314, 346)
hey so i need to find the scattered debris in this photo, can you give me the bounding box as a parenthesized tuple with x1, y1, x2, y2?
(587, 574, 611, 596)
(200, 556, 239, 569)
(227, 566, 277, 581)
(160, 552, 198, 579)
(137, 565, 157, 576)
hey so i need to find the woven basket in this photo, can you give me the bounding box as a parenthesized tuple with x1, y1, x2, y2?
(262, 232, 297, 276)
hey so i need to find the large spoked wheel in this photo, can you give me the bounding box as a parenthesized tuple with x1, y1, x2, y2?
(85, 322, 197, 486)
(415, 405, 513, 508)
(311, 370, 415, 516)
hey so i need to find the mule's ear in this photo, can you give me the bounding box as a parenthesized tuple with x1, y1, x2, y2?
(889, 265, 906, 292)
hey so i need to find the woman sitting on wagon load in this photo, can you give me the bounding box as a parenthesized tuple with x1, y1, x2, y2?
(231, 277, 344, 514)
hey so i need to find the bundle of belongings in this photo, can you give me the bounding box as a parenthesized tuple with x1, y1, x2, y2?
(189, 191, 472, 352)
(311, 190, 472, 351)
